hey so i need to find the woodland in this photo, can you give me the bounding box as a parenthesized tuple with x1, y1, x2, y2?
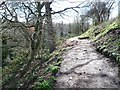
(0, 0, 120, 89)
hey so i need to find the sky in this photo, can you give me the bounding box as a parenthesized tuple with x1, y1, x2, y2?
(51, 0, 86, 23)
(0, 0, 119, 24)
(51, 0, 119, 24)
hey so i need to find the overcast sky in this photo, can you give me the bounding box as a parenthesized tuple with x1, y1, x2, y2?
(51, 0, 119, 24)
(0, 0, 119, 24)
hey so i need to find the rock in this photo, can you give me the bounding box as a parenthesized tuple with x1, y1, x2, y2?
(69, 77, 72, 80)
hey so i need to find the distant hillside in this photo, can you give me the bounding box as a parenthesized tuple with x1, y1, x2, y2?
(79, 18, 120, 62)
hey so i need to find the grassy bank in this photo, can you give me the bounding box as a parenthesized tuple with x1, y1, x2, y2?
(79, 18, 120, 62)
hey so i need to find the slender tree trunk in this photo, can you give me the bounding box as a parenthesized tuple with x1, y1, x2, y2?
(44, 2, 55, 53)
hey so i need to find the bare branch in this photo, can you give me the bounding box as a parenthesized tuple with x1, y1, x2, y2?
(51, 1, 86, 14)
(0, 1, 5, 7)
(22, 2, 37, 17)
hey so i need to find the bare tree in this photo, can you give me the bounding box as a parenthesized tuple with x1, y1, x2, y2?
(73, 14, 89, 35)
(1, 2, 45, 87)
(85, 0, 115, 25)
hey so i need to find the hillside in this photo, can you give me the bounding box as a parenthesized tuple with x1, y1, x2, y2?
(79, 18, 120, 62)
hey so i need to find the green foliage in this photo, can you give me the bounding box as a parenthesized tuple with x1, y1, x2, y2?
(2, 50, 29, 84)
(93, 21, 119, 41)
(41, 53, 51, 62)
(2, 45, 9, 59)
(60, 48, 66, 52)
(33, 48, 62, 90)
(45, 65, 59, 75)
(2, 45, 9, 67)
(55, 60, 62, 66)
(2, 33, 63, 88)
(1, 34, 10, 66)
(50, 51, 60, 58)
(78, 26, 96, 39)
(96, 28, 120, 62)
(1, 34, 20, 67)
(56, 37, 65, 49)
(33, 76, 56, 90)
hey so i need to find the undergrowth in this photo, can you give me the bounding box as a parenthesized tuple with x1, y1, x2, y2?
(2, 37, 66, 89)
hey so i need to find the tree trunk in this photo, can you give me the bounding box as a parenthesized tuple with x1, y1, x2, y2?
(44, 2, 55, 53)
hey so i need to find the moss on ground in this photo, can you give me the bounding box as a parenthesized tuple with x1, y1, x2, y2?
(79, 18, 120, 62)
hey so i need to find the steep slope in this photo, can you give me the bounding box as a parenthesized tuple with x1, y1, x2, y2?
(79, 18, 120, 62)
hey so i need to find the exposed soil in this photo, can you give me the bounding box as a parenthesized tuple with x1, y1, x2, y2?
(55, 37, 119, 88)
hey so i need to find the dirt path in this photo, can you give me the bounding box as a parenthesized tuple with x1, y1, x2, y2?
(55, 37, 118, 88)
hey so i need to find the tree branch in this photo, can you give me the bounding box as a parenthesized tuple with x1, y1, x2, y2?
(0, 1, 5, 7)
(51, 1, 86, 14)
(22, 2, 37, 17)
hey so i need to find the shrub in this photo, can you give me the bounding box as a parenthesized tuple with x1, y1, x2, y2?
(33, 77, 56, 90)
(45, 65, 59, 75)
